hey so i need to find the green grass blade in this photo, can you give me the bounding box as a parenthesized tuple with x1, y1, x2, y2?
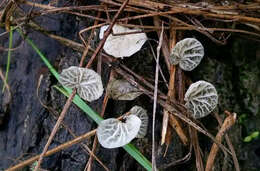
(53, 85, 103, 124)
(22, 32, 59, 80)
(2, 26, 13, 92)
(54, 86, 152, 170)
(19, 31, 152, 171)
(123, 144, 152, 171)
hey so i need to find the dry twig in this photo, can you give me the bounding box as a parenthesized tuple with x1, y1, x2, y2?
(151, 21, 164, 171)
(205, 111, 237, 171)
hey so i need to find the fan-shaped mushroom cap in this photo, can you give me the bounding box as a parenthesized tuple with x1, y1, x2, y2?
(130, 106, 148, 138)
(97, 115, 141, 148)
(107, 79, 142, 100)
(59, 66, 103, 102)
(170, 38, 204, 71)
(184, 80, 218, 119)
(99, 24, 147, 58)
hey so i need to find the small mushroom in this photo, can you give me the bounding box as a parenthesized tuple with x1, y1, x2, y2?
(184, 80, 218, 119)
(99, 24, 147, 58)
(97, 115, 141, 148)
(107, 79, 142, 100)
(59, 66, 103, 102)
(169, 38, 204, 71)
(129, 106, 148, 138)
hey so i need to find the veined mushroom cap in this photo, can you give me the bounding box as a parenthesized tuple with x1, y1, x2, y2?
(130, 106, 148, 138)
(107, 79, 142, 100)
(59, 66, 103, 102)
(170, 38, 204, 71)
(99, 24, 147, 58)
(97, 115, 141, 148)
(184, 80, 218, 119)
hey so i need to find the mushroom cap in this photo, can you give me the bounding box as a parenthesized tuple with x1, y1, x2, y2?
(184, 80, 218, 119)
(97, 115, 141, 148)
(170, 38, 204, 71)
(130, 106, 148, 138)
(107, 79, 142, 100)
(99, 24, 147, 58)
(59, 66, 103, 102)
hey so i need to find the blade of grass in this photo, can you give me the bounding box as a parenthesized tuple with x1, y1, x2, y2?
(55, 86, 152, 171)
(54, 86, 103, 124)
(20, 30, 152, 171)
(2, 26, 13, 92)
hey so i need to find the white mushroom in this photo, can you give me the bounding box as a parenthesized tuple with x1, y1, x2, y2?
(97, 115, 141, 148)
(59, 66, 103, 102)
(169, 38, 204, 71)
(107, 79, 142, 100)
(129, 106, 148, 138)
(184, 80, 218, 119)
(99, 24, 147, 58)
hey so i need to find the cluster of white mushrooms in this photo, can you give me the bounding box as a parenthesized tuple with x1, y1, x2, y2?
(58, 25, 218, 149)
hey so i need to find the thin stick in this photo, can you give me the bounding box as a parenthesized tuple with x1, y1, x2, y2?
(214, 112, 240, 171)
(161, 65, 175, 145)
(6, 110, 134, 171)
(153, 16, 171, 72)
(6, 129, 97, 171)
(34, 89, 77, 171)
(168, 114, 188, 145)
(85, 0, 130, 68)
(115, 0, 260, 24)
(36, 74, 109, 171)
(0, 68, 11, 98)
(85, 71, 114, 171)
(79, 11, 103, 48)
(154, 16, 171, 146)
(152, 22, 163, 171)
(205, 111, 237, 171)
(190, 127, 204, 171)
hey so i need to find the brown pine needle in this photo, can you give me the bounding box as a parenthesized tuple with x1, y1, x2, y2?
(6, 111, 132, 171)
(190, 127, 204, 171)
(6, 129, 97, 171)
(205, 111, 237, 171)
(85, 0, 130, 68)
(85, 71, 114, 171)
(214, 112, 240, 171)
(169, 114, 188, 145)
(152, 22, 164, 171)
(34, 89, 77, 171)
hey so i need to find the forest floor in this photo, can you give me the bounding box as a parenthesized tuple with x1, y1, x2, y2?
(0, 0, 260, 171)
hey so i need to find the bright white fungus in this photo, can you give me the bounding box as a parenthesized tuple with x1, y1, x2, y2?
(170, 38, 204, 71)
(184, 80, 218, 119)
(97, 115, 141, 148)
(59, 66, 103, 102)
(99, 24, 147, 58)
(129, 106, 148, 138)
(107, 79, 142, 100)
